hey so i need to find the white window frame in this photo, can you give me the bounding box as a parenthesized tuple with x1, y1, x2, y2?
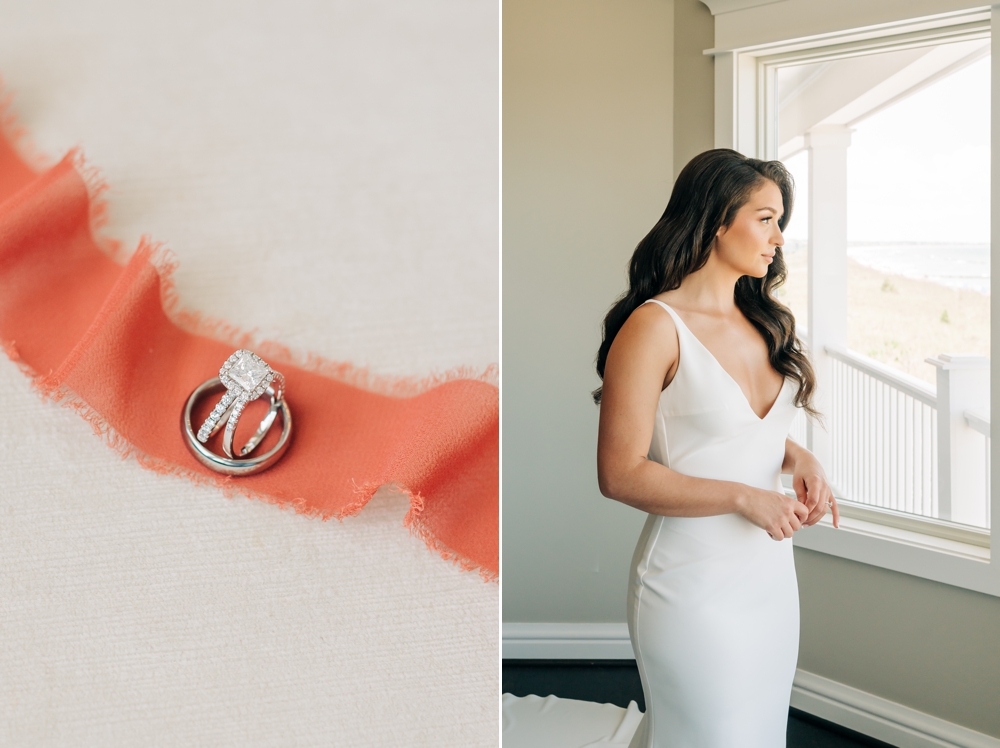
(709, 4, 1000, 596)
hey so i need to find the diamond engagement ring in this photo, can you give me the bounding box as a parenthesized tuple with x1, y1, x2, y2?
(199, 349, 285, 458)
(181, 349, 292, 476)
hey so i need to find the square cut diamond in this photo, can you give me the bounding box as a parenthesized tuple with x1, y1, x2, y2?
(230, 351, 269, 392)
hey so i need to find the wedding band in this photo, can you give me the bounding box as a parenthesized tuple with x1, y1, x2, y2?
(197, 349, 286, 458)
(827, 501, 833, 507)
(182, 377, 292, 475)
(181, 352, 293, 476)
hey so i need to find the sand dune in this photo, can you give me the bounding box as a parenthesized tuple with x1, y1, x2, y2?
(777, 245, 989, 386)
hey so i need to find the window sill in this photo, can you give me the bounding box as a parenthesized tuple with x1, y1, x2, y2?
(833, 501, 989, 550)
(792, 502, 999, 596)
(805, 508, 988, 562)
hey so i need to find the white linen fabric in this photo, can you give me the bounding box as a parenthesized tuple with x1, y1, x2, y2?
(0, 1, 497, 746)
(627, 298, 800, 747)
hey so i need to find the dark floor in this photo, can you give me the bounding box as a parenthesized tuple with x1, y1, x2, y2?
(503, 660, 896, 748)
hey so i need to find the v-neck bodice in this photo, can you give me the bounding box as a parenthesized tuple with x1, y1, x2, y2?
(644, 298, 785, 421)
(639, 298, 798, 487)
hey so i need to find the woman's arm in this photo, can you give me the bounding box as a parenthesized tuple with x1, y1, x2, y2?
(781, 437, 839, 528)
(597, 304, 808, 540)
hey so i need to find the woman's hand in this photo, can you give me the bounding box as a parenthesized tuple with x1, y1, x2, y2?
(736, 487, 810, 540)
(790, 448, 839, 528)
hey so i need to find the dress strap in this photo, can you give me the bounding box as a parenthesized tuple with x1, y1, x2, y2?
(641, 298, 673, 314)
(640, 298, 683, 329)
(639, 298, 687, 359)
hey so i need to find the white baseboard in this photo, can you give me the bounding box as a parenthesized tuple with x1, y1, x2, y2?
(791, 670, 999, 748)
(503, 622, 635, 659)
(502, 623, 1000, 748)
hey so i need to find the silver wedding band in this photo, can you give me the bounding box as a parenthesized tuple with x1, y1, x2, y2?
(181, 352, 293, 475)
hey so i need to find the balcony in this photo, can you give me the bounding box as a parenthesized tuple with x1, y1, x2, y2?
(790, 346, 990, 542)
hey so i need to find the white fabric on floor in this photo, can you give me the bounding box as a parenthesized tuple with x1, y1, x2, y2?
(0, 2, 497, 746)
(502, 693, 644, 748)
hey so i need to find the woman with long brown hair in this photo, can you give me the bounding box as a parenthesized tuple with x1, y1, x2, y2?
(595, 149, 839, 747)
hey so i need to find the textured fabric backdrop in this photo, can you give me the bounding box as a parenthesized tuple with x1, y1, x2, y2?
(0, 1, 498, 745)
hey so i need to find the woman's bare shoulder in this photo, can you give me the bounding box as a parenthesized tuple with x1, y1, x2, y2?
(608, 300, 679, 370)
(623, 299, 678, 336)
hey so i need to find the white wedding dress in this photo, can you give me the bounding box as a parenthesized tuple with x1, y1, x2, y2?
(502, 299, 801, 748)
(626, 299, 800, 748)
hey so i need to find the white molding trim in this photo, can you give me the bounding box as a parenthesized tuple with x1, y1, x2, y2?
(700, 0, 788, 16)
(792, 670, 1000, 748)
(502, 623, 1000, 747)
(502, 622, 635, 660)
(792, 513, 1000, 595)
(710, 3, 991, 56)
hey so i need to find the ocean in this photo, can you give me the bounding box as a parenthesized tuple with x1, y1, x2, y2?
(784, 241, 991, 295)
(847, 243, 990, 295)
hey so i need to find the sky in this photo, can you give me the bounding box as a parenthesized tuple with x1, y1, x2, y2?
(782, 52, 990, 245)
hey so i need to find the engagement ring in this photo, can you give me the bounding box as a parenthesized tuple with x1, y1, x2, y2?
(181, 350, 292, 476)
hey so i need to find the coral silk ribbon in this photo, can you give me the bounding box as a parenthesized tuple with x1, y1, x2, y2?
(0, 130, 498, 581)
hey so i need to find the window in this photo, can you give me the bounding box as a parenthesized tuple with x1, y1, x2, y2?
(712, 5, 999, 596)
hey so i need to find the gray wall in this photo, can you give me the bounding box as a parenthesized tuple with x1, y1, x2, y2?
(503, 0, 674, 621)
(671, 0, 714, 178)
(502, 0, 1000, 738)
(797, 549, 1000, 736)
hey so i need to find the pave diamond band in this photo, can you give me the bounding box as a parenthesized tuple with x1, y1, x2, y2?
(196, 389, 237, 443)
(182, 349, 292, 476)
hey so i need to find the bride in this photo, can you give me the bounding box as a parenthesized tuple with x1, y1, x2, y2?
(594, 149, 839, 747)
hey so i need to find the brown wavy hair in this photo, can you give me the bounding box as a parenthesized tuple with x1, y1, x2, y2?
(592, 148, 818, 418)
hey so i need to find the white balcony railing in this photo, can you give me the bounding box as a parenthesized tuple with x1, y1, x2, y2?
(825, 347, 938, 518)
(817, 347, 990, 530)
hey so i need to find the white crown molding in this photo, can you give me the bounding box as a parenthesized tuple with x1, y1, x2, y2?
(502, 623, 1000, 747)
(700, 0, 789, 15)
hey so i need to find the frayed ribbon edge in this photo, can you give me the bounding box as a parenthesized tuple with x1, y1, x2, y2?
(348, 479, 498, 584)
